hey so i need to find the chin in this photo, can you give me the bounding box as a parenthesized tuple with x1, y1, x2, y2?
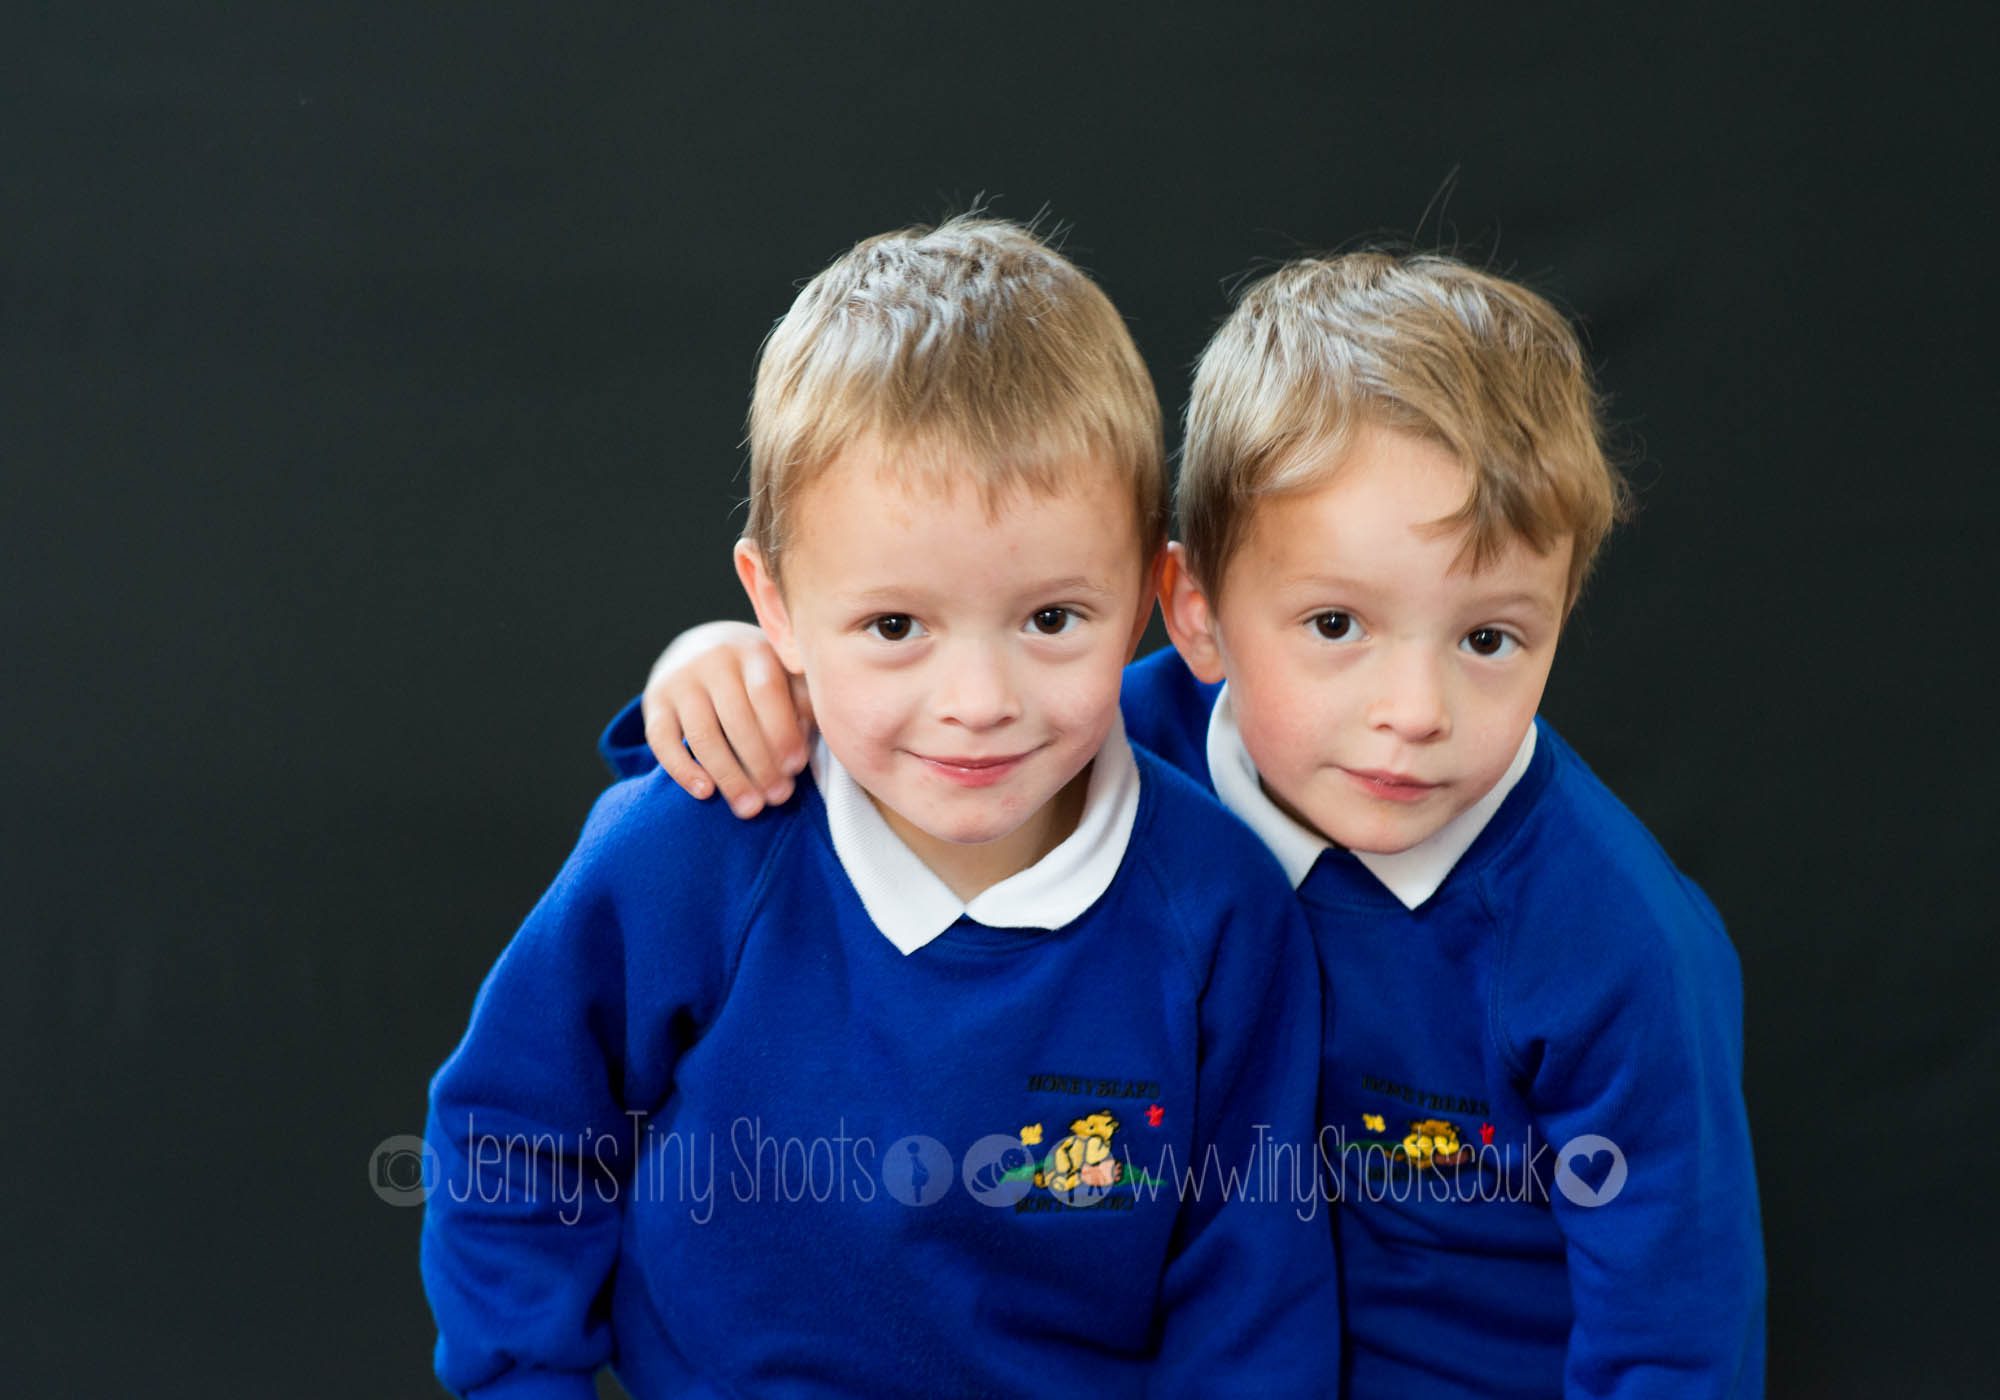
(1342, 831, 1430, 857)
(918, 817, 1016, 848)
(1311, 807, 1446, 858)
(900, 798, 1036, 849)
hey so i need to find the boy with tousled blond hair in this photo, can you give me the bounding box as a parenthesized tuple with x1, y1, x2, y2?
(422, 216, 1339, 1398)
(624, 247, 1766, 1397)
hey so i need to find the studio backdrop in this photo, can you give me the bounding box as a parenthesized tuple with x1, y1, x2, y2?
(6, 5, 1991, 1396)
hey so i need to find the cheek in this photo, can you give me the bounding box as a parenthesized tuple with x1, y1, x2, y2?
(1236, 699, 1310, 787)
(801, 654, 913, 750)
(1036, 657, 1127, 741)
(1464, 689, 1542, 778)
(1466, 661, 1547, 731)
(1232, 652, 1336, 771)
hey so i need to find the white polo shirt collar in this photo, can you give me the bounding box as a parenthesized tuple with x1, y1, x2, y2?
(811, 714, 1142, 955)
(1204, 684, 1536, 910)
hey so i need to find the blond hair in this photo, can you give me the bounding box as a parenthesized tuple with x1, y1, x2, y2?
(1179, 252, 1627, 610)
(745, 217, 1164, 578)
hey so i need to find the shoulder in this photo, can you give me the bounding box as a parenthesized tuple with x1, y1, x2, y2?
(1487, 725, 1722, 934)
(514, 771, 818, 1043)
(560, 768, 811, 927)
(1124, 645, 1220, 712)
(1128, 742, 1284, 877)
(1486, 725, 1742, 1046)
(1125, 743, 1306, 978)
(1120, 647, 1220, 784)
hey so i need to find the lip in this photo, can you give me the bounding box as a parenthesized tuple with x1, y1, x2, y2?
(1339, 767, 1441, 803)
(913, 751, 1035, 788)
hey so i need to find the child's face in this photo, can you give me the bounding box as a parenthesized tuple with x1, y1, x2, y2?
(740, 436, 1153, 886)
(1169, 423, 1570, 856)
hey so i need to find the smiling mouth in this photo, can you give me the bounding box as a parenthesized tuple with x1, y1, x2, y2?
(1340, 767, 1440, 803)
(914, 751, 1036, 787)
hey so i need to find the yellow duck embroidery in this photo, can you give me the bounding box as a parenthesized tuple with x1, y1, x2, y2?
(1399, 1118, 1464, 1169)
(1034, 1111, 1123, 1193)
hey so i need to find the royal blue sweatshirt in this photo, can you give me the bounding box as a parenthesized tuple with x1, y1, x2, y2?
(599, 647, 1766, 1397)
(423, 738, 1340, 1398)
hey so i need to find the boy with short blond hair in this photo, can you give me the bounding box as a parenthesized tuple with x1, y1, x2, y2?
(625, 249, 1766, 1397)
(422, 217, 1339, 1399)
(1150, 251, 1763, 1398)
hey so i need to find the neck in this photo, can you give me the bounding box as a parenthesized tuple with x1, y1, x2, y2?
(875, 764, 1092, 902)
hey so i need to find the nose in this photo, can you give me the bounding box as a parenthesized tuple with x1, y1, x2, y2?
(1365, 643, 1451, 744)
(933, 640, 1022, 730)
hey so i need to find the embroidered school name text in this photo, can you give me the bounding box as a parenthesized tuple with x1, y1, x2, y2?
(1359, 1074, 1490, 1119)
(1024, 1073, 1161, 1099)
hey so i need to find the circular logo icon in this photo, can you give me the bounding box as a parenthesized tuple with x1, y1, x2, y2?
(1553, 1134, 1627, 1208)
(880, 1135, 953, 1207)
(962, 1134, 1037, 1208)
(370, 1134, 438, 1207)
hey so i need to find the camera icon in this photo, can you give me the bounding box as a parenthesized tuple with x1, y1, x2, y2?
(370, 1134, 438, 1206)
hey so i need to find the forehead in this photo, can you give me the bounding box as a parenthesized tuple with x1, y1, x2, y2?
(1232, 431, 1568, 609)
(785, 446, 1144, 592)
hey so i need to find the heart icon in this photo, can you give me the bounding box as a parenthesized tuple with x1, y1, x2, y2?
(1553, 1134, 1628, 1208)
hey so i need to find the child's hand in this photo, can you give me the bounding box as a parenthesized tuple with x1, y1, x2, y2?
(643, 621, 815, 817)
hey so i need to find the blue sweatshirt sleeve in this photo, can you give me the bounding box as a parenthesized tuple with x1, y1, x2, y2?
(1494, 864, 1766, 1398)
(420, 778, 740, 1399)
(1142, 814, 1341, 1395)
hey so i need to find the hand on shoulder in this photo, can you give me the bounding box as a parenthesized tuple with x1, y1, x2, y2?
(642, 620, 816, 817)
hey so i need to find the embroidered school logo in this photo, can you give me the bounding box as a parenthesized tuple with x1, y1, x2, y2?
(967, 1110, 1169, 1212)
(1353, 1113, 1474, 1170)
(1034, 1111, 1125, 1200)
(1398, 1118, 1472, 1170)
(966, 1113, 1148, 1211)
(1004, 1072, 1168, 1211)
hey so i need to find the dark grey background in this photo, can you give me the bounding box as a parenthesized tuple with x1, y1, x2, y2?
(7, 5, 1992, 1396)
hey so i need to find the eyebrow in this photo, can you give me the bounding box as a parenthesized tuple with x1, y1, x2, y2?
(850, 575, 1121, 607)
(1470, 592, 1561, 619)
(1277, 573, 1372, 594)
(1278, 576, 1559, 620)
(1016, 574, 1122, 600)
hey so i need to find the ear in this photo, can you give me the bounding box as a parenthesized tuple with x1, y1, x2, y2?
(733, 539, 805, 675)
(1158, 542, 1227, 685)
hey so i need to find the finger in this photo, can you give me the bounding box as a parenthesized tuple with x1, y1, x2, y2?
(788, 671, 817, 756)
(709, 675, 786, 805)
(741, 652, 808, 788)
(644, 704, 714, 800)
(679, 709, 764, 818)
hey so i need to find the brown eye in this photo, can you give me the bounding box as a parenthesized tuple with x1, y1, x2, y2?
(1461, 627, 1518, 658)
(1312, 611, 1358, 642)
(868, 615, 915, 642)
(1030, 607, 1074, 635)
